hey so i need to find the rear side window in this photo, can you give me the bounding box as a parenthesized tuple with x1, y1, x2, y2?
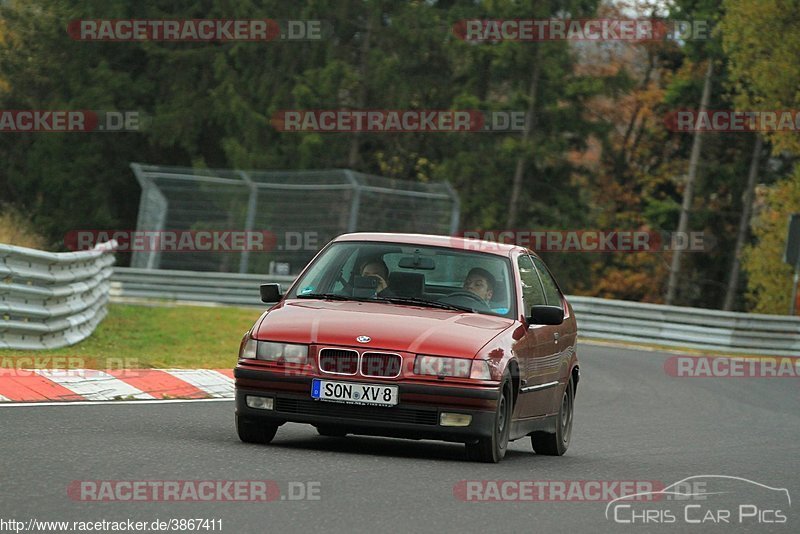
(517, 254, 546, 313)
(531, 255, 562, 308)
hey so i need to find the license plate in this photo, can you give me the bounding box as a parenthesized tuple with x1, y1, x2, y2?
(311, 379, 398, 406)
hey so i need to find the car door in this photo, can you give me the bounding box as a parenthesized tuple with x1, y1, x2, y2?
(531, 254, 574, 413)
(513, 253, 560, 418)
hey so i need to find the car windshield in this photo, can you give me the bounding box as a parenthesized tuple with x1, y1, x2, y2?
(287, 241, 515, 318)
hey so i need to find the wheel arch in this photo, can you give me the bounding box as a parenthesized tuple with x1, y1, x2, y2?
(508, 359, 520, 406)
(570, 364, 580, 398)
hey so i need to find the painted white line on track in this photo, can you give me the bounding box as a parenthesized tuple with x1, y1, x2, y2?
(34, 369, 156, 401)
(0, 398, 234, 408)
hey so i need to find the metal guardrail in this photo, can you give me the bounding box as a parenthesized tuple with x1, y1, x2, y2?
(110, 268, 295, 307)
(110, 268, 800, 356)
(0, 242, 117, 350)
(569, 297, 800, 356)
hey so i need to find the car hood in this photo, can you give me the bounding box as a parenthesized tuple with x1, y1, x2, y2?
(253, 299, 515, 358)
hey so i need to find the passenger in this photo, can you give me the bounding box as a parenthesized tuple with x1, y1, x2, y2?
(359, 258, 392, 295)
(463, 267, 495, 303)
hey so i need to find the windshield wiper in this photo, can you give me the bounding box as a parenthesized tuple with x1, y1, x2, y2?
(296, 293, 476, 313)
(296, 293, 364, 301)
(375, 296, 475, 313)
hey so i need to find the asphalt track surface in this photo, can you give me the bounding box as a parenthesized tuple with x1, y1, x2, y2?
(1, 344, 797, 534)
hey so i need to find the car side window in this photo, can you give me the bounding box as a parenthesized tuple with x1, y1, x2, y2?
(531, 255, 562, 308)
(517, 254, 546, 313)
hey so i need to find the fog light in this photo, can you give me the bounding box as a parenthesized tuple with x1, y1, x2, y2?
(246, 396, 274, 410)
(440, 412, 472, 427)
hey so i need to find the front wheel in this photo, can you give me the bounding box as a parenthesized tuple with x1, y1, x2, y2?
(236, 415, 278, 444)
(530, 378, 574, 456)
(465, 371, 512, 463)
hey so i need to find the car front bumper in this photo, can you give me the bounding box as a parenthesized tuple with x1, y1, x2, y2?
(234, 367, 499, 442)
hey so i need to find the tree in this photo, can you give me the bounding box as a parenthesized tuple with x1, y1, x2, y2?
(741, 172, 800, 313)
(665, 60, 712, 305)
(722, 134, 762, 310)
(722, 0, 800, 312)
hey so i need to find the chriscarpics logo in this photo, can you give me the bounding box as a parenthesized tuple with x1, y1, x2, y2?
(605, 475, 790, 525)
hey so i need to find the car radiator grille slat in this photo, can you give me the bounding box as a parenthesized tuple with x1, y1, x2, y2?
(275, 398, 438, 425)
(360, 352, 402, 377)
(318, 349, 359, 374)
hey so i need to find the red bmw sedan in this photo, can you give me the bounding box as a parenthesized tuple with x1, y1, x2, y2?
(234, 233, 579, 463)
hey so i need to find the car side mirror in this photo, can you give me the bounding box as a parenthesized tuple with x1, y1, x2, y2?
(527, 305, 564, 326)
(260, 283, 282, 303)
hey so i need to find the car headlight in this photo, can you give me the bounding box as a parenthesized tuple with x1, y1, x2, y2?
(257, 341, 309, 364)
(414, 355, 472, 378)
(414, 355, 493, 379)
(468, 359, 492, 380)
(239, 338, 308, 364)
(240, 337, 257, 359)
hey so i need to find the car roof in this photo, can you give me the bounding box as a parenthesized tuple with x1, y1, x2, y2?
(332, 232, 528, 257)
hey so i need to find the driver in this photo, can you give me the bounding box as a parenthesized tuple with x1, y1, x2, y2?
(463, 267, 495, 303)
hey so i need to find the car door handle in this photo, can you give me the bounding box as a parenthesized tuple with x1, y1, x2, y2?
(553, 332, 559, 343)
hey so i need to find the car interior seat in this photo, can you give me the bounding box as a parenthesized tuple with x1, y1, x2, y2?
(489, 277, 509, 310)
(387, 272, 425, 298)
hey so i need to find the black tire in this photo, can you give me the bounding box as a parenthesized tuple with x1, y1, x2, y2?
(316, 425, 348, 437)
(236, 415, 278, 444)
(530, 379, 574, 456)
(465, 371, 513, 463)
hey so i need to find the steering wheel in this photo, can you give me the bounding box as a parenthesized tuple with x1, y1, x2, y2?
(439, 290, 490, 310)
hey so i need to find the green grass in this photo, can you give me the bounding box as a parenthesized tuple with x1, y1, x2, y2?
(0, 304, 263, 369)
(2, 307, 776, 370)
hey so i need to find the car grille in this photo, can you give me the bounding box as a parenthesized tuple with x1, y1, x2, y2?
(361, 352, 402, 377)
(318, 349, 359, 375)
(275, 397, 438, 425)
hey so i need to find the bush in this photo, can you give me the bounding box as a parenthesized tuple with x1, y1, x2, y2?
(0, 206, 47, 249)
(741, 169, 800, 314)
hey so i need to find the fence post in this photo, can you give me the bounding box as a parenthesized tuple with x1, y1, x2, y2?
(345, 170, 362, 232)
(130, 163, 168, 269)
(443, 181, 461, 235)
(238, 171, 258, 274)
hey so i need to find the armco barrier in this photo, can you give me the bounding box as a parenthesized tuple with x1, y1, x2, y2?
(109, 268, 800, 357)
(110, 267, 294, 307)
(0, 241, 117, 350)
(569, 297, 800, 356)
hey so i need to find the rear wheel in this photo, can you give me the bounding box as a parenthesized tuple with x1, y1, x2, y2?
(465, 371, 512, 463)
(530, 378, 574, 456)
(236, 415, 278, 444)
(316, 425, 348, 437)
